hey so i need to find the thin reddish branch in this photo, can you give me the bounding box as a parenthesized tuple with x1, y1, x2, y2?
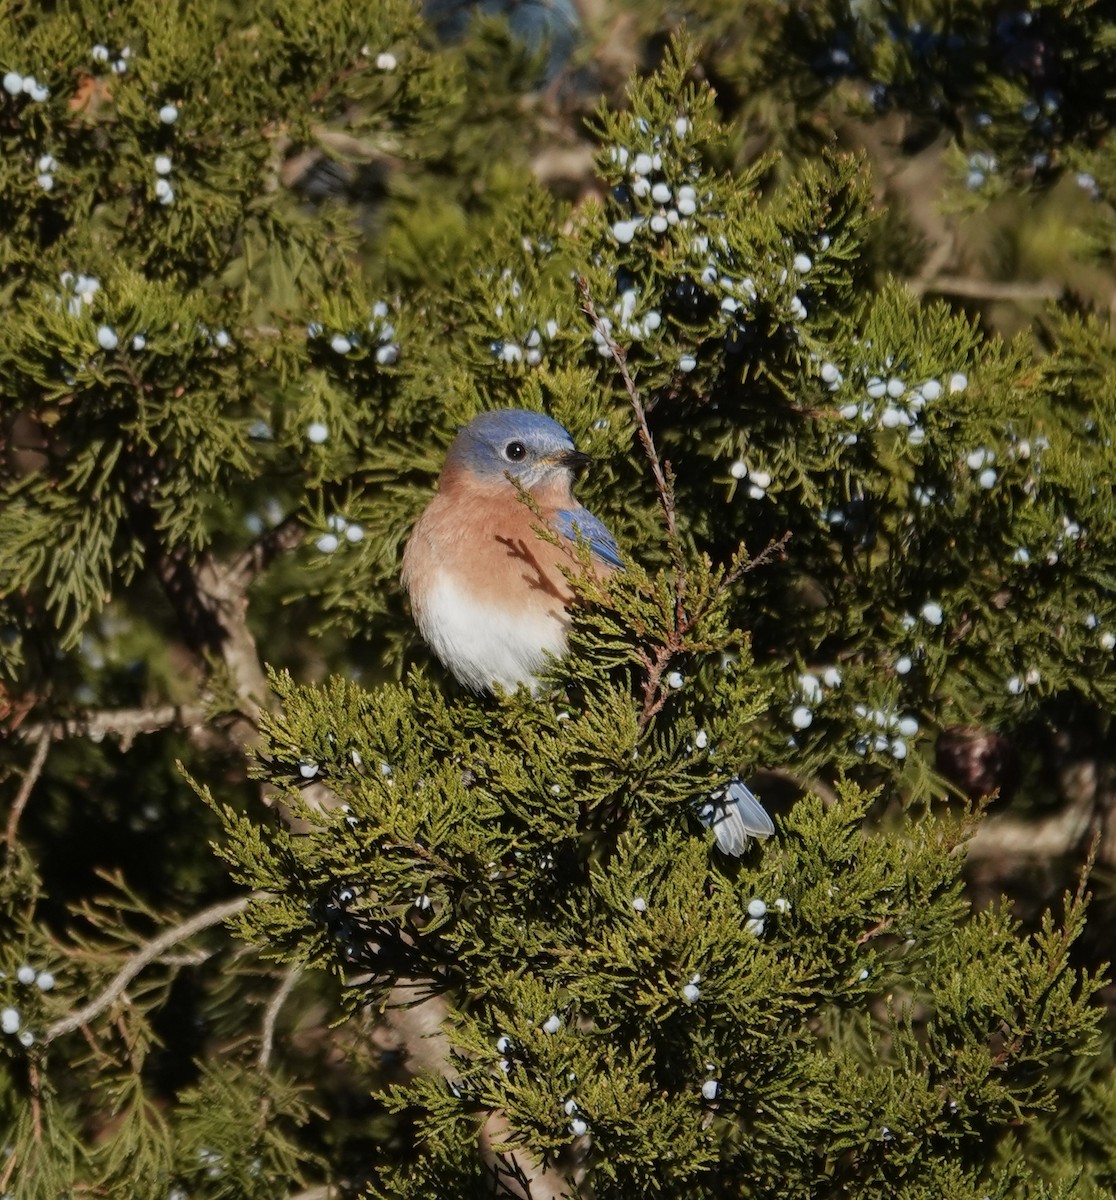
(578, 279, 679, 549)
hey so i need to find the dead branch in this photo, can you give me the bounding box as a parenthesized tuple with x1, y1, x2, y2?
(43, 894, 256, 1043)
(4, 725, 51, 852)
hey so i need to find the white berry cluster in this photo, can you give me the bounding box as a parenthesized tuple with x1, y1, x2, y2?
(307, 300, 400, 365)
(91, 43, 132, 75)
(963, 446, 998, 490)
(588, 287, 662, 358)
(1005, 667, 1042, 697)
(835, 365, 965, 449)
(1, 962, 55, 1048)
(787, 667, 843, 734)
(35, 152, 57, 191)
(965, 150, 998, 191)
(360, 44, 399, 71)
(696, 244, 817, 351)
(152, 152, 176, 206)
(743, 895, 791, 938)
(197, 1145, 225, 1179)
(851, 703, 920, 762)
(484, 270, 561, 367)
(1085, 613, 1116, 653)
(195, 321, 231, 349)
(727, 459, 773, 501)
(606, 117, 697, 247)
(315, 512, 365, 555)
(562, 1097, 588, 1138)
(681, 972, 702, 1004)
(2, 69, 50, 103)
(53, 271, 101, 318)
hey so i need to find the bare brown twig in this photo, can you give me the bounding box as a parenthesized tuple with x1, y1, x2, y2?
(578, 278, 791, 731)
(43, 894, 256, 1043)
(259, 966, 302, 1072)
(4, 725, 51, 853)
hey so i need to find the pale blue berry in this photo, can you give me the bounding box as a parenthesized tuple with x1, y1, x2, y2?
(158, 103, 179, 124)
(96, 326, 118, 350)
(791, 705, 813, 729)
(920, 602, 943, 625)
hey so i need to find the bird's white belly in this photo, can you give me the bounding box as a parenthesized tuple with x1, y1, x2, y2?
(417, 572, 569, 693)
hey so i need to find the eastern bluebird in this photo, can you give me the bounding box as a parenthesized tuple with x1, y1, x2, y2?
(402, 408, 773, 854)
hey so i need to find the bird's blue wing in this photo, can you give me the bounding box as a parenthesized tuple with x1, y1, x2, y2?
(695, 779, 774, 856)
(555, 507, 623, 570)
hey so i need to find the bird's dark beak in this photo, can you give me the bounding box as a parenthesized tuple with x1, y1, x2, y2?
(555, 448, 592, 472)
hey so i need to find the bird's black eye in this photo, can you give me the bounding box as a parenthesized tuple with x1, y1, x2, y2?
(505, 441, 527, 461)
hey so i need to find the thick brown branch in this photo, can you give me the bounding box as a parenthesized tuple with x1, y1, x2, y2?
(43, 894, 256, 1043)
(17, 704, 208, 748)
(904, 274, 1062, 302)
(228, 513, 307, 592)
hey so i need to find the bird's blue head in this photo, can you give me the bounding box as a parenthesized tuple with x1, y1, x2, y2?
(445, 409, 590, 489)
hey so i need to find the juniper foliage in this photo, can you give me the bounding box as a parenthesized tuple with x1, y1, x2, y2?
(1, 2, 1115, 1198)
